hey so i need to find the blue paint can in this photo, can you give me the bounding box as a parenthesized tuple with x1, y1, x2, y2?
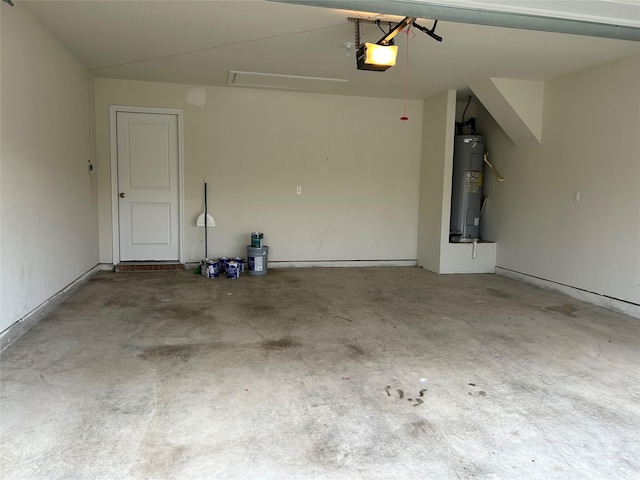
(234, 257, 245, 274)
(219, 257, 230, 274)
(202, 259, 219, 278)
(226, 261, 239, 279)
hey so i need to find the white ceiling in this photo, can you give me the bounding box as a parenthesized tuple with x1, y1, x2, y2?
(17, 0, 640, 99)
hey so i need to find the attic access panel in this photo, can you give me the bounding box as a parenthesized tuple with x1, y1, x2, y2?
(228, 71, 347, 93)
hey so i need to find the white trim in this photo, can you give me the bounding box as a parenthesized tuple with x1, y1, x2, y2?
(268, 260, 417, 268)
(109, 106, 185, 265)
(177, 110, 185, 265)
(496, 267, 640, 319)
(109, 107, 119, 264)
(0, 265, 101, 351)
(183, 260, 417, 270)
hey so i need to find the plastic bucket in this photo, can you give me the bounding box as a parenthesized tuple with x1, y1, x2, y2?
(247, 245, 269, 276)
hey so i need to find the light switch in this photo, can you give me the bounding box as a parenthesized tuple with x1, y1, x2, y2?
(573, 191, 580, 203)
(296, 186, 302, 195)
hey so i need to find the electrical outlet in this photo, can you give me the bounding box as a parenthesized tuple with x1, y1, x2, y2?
(573, 191, 580, 203)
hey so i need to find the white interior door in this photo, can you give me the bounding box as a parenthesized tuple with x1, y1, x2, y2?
(116, 111, 180, 261)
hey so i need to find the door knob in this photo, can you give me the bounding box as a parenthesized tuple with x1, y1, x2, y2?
(119, 192, 126, 198)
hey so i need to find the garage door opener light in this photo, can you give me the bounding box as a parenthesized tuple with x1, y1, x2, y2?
(349, 17, 442, 72)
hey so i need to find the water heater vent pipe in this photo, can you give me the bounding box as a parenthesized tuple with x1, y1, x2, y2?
(483, 153, 504, 182)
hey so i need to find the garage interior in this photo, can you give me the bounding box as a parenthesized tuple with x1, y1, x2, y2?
(1, 0, 639, 478)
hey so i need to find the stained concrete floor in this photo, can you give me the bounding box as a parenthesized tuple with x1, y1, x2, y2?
(1, 267, 639, 479)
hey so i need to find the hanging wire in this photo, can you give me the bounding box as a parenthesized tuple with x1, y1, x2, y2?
(401, 26, 415, 121)
(462, 95, 472, 124)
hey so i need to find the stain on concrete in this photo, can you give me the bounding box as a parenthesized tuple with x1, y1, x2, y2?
(386, 386, 427, 405)
(409, 420, 428, 437)
(250, 304, 277, 315)
(372, 295, 391, 304)
(304, 420, 343, 467)
(545, 304, 578, 318)
(272, 270, 301, 284)
(346, 344, 365, 357)
(139, 344, 197, 361)
(104, 297, 139, 308)
(487, 288, 511, 298)
(135, 443, 188, 478)
(158, 305, 203, 318)
(260, 336, 298, 351)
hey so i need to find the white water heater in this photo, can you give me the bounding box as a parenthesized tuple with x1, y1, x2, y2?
(450, 135, 485, 242)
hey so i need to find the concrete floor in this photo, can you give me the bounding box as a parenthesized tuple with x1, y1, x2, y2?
(1, 267, 639, 479)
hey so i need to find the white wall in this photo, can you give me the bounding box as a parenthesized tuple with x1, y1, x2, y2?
(1, 3, 4, 330)
(0, 4, 98, 333)
(417, 90, 456, 272)
(480, 53, 640, 306)
(94, 79, 424, 264)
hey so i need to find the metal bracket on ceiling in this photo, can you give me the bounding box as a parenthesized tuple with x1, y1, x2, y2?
(348, 17, 398, 48)
(2, 0, 15, 6)
(348, 16, 442, 47)
(413, 19, 443, 42)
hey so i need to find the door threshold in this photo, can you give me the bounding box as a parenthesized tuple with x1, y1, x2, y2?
(115, 262, 184, 272)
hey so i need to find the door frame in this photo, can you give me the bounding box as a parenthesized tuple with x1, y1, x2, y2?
(109, 105, 185, 265)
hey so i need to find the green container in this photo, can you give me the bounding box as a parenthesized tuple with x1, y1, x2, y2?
(251, 232, 264, 248)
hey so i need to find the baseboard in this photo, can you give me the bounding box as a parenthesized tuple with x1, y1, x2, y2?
(0, 264, 102, 351)
(268, 260, 417, 268)
(186, 260, 417, 270)
(496, 267, 640, 319)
